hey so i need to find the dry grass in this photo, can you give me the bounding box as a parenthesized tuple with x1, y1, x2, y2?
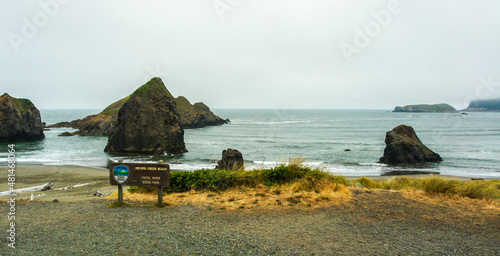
(400, 189, 500, 219)
(109, 182, 350, 210)
(355, 176, 500, 201)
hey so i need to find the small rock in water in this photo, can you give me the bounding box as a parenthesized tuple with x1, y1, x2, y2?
(216, 148, 244, 170)
(58, 131, 75, 137)
(344, 149, 352, 152)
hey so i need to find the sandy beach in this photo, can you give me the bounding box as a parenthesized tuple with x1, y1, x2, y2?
(0, 165, 115, 202)
(0, 165, 499, 255)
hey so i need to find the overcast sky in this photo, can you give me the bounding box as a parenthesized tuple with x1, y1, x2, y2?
(1, 0, 499, 110)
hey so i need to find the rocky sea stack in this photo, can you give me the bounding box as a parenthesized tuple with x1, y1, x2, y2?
(104, 78, 187, 155)
(379, 125, 442, 165)
(0, 93, 44, 142)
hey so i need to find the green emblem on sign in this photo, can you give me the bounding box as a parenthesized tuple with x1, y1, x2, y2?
(113, 165, 129, 184)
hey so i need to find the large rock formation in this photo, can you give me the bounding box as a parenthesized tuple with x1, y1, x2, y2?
(216, 148, 244, 170)
(379, 125, 443, 165)
(393, 104, 456, 113)
(0, 93, 44, 142)
(104, 78, 187, 155)
(464, 98, 500, 111)
(48, 83, 228, 135)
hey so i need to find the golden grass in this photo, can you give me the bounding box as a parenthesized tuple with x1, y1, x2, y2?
(355, 176, 500, 201)
(399, 189, 500, 217)
(108, 182, 350, 210)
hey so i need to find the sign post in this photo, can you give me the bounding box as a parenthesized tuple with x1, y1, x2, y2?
(118, 185, 123, 203)
(109, 161, 170, 205)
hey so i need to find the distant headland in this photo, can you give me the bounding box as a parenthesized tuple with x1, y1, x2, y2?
(463, 98, 500, 112)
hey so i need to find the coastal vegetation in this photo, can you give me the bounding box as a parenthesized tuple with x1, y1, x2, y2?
(129, 158, 350, 194)
(126, 160, 499, 209)
(127, 159, 351, 209)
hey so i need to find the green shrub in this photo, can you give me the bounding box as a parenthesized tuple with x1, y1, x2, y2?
(381, 177, 414, 190)
(419, 176, 460, 194)
(128, 186, 156, 194)
(458, 181, 500, 200)
(129, 160, 347, 194)
(355, 177, 379, 189)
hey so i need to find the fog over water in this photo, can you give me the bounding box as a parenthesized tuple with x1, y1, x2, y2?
(1, 1, 499, 110)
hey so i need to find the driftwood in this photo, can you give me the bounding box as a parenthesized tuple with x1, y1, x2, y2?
(52, 182, 93, 191)
(0, 182, 53, 196)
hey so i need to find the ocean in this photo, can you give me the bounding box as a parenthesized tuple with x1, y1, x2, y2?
(1, 109, 499, 178)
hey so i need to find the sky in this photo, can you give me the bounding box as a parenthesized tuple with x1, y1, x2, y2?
(1, 0, 499, 110)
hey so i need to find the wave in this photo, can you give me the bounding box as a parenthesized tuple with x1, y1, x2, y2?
(252, 160, 324, 166)
(252, 120, 313, 125)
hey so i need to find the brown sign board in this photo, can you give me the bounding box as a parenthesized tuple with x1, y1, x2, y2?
(109, 162, 170, 187)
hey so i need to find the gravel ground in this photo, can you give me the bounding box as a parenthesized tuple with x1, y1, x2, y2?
(1, 188, 499, 255)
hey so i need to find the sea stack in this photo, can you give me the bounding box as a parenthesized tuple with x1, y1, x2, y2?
(379, 125, 442, 165)
(0, 93, 44, 142)
(216, 148, 244, 170)
(104, 77, 187, 155)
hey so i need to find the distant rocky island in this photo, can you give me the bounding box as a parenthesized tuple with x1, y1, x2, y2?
(49, 78, 229, 136)
(463, 98, 500, 112)
(393, 104, 456, 113)
(0, 93, 44, 142)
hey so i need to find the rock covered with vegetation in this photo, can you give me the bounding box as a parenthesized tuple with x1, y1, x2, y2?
(216, 148, 244, 170)
(0, 93, 44, 142)
(464, 98, 500, 111)
(104, 78, 187, 155)
(393, 104, 456, 113)
(48, 79, 228, 135)
(379, 124, 442, 165)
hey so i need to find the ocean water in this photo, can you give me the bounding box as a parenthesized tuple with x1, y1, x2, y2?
(1, 109, 499, 178)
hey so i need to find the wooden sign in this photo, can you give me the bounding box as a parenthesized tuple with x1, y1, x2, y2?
(109, 162, 170, 187)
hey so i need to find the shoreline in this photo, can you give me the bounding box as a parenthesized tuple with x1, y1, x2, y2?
(0, 165, 494, 202)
